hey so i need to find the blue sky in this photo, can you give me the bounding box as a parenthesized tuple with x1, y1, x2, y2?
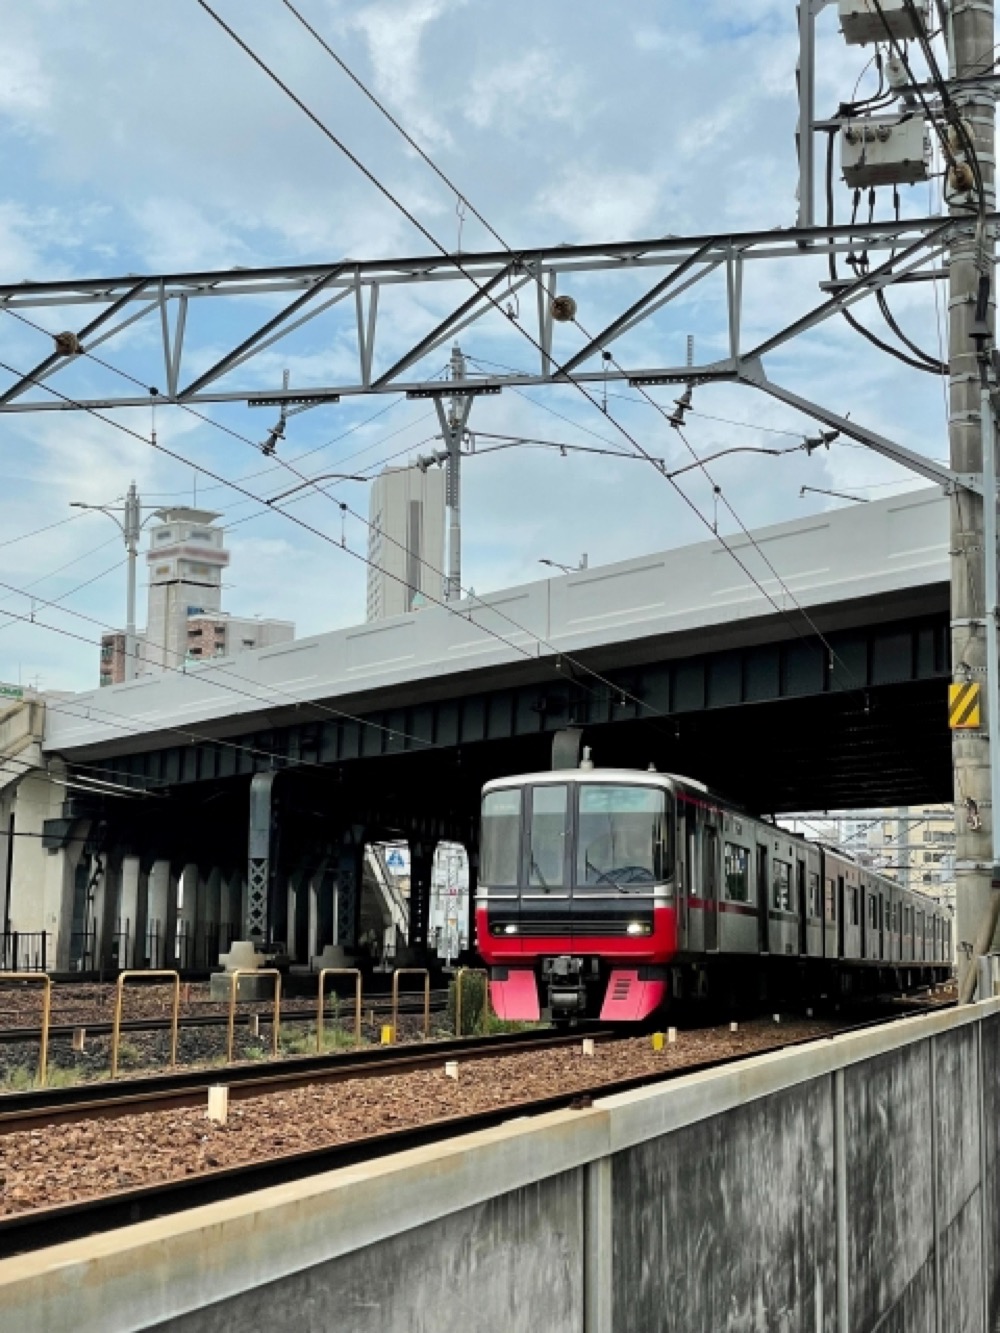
(0, 0, 967, 691)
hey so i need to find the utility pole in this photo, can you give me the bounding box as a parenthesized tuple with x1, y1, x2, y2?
(435, 344, 472, 601)
(949, 0, 997, 997)
(123, 481, 140, 681)
(71, 480, 146, 682)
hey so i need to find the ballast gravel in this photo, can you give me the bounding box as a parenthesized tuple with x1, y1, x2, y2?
(0, 1017, 842, 1216)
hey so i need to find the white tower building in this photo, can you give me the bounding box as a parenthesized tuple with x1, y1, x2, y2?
(143, 508, 229, 671)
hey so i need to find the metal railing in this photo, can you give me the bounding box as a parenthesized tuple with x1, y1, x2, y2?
(317, 968, 363, 1051)
(111, 970, 180, 1078)
(0, 931, 49, 972)
(226, 969, 281, 1063)
(390, 968, 431, 1042)
(0, 973, 51, 1085)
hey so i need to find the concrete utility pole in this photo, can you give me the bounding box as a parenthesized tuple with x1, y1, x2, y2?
(949, 0, 997, 997)
(71, 480, 144, 681)
(436, 344, 472, 601)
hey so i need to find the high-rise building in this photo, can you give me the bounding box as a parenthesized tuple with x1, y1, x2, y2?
(366, 466, 446, 621)
(143, 507, 229, 672)
(99, 506, 294, 684)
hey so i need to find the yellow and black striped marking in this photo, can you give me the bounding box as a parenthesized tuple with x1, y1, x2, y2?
(949, 681, 982, 730)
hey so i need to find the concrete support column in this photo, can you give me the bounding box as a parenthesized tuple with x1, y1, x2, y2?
(97, 853, 122, 973)
(146, 860, 174, 968)
(202, 867, 222, 968)
(178, 862, 200, 971)
(287, 867, 310, 962)
(119, 856, 143, 970)
(218, 874, 241, 959)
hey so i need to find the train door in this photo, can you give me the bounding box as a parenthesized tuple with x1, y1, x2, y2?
(756, 842, 769, 954)
(704, 824, 719, 952)
(687, 810, 703, 952)
(796, 858, 807, 956)
(837, 875, 846, 957)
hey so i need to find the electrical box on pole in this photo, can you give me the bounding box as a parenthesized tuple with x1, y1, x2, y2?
(838, 0, 929, 45)
(841, 116, 931, 187)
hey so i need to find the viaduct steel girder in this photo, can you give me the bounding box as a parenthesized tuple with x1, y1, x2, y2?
(69, 608, 951, 815)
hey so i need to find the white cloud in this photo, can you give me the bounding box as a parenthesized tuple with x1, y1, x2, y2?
(349, 0, 468, 147)
(535, 166, 671, 241)
(464, 50, 583, 131)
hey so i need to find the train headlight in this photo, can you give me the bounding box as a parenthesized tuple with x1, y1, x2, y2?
(626, 922, 652, 936)
(504, 924, 518, 935)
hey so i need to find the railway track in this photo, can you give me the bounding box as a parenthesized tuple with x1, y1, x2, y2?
(0, 993, 450, 1045)
(0, 1025, 610, 1130)
(0, 1007, 941, 1257)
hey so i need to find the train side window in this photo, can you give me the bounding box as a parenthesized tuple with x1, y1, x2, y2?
(824, 877, 836, 921)
(480, 788, 521, 887)
(808, 872, 820, 918)
(528, 785, 568, 888)
(724, 843, 750, 902)
(772, 860, 791, 911)
(850, 887, 860, 927)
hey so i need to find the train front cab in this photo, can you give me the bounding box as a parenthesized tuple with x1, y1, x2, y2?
(477, 772, 677, 1023)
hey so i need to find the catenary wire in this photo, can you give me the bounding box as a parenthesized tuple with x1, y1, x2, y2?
(200, 2, 867, 688)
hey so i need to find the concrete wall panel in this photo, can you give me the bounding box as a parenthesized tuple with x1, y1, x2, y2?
(845, 1043, 934, 1325)
(148, 1172, 584, 1333)
(979, 1014, 1000, 1328)
(612, 1079, 836, 1333)
(938, 1194, 985, 1333)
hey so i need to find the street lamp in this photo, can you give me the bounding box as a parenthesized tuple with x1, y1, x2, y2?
(70, 481, 156, 681)
(539, 555, 589, 575)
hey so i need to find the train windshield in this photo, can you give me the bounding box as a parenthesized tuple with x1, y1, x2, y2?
(481, 788, 521, 887)
(480, 781, 673, 888)
(577, 785, 672, 887)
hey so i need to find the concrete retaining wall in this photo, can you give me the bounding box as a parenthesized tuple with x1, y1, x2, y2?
(1, 999, 996, 1332)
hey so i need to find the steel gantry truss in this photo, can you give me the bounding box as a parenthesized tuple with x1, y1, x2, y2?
(0, 214, 986, 495)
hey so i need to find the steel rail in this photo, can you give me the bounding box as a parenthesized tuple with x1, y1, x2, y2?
(0, 1026, 611, 1131)
(0, 1006, 948, 1258)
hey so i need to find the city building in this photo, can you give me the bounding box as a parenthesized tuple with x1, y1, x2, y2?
(99, 506, 294, 685)
(185, 612, 294, 661)
(366, 466, 446, 621)
(143, 507, 229, 672)
(782, 805, 957, 909)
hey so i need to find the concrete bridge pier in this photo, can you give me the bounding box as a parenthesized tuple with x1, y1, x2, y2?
(119, 855, 146, 970)
(95, 851, 122, 973)
(200, 866, 223, 968)
(177, 862, 200, 971)
(146, 860, 179, 969)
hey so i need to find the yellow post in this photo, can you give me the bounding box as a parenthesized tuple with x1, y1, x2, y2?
(226, 968, 281, 1063)
(651, 1031, 665, 1052)
(380, 1023, 394, 1045)
(0, 973, 51, 1087)
(391, 968, 431, 1042)
(317, 968, 363, 1051)
(111, 970, 181, 1079)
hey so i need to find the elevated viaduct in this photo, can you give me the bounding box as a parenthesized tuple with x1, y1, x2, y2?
(2, 488, 953, 971)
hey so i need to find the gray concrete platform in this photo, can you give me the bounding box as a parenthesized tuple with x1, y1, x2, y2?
(2, 997, 996, 1333)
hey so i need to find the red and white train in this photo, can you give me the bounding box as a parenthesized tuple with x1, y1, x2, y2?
(476, 763, 954, 1022)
